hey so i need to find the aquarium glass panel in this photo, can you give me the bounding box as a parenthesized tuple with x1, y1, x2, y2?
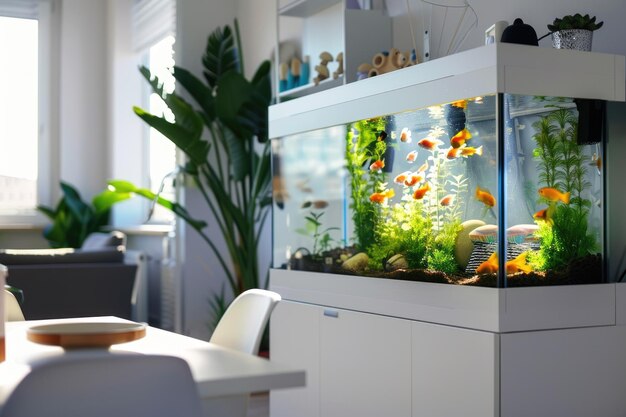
(503, 95, 604, 286)
(272, 125, 348, 271)
(273, 96, 516, 287)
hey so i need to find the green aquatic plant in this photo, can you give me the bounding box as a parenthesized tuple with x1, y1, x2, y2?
(530, 205, 597, 270)
(532, 107, 596, 271)
(532, 116, 560, 188)
(345, 118, 387, 250)
(368, 201, 431, 270)
(548, 109, 591, 212)
(444, 174, 469, 223)
(427, 219, 462, 274)
(295, 211, 340, 259)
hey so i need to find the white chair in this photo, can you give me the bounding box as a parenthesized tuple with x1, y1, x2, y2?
(210, 289, 281, 355)
(4, 290, 24, 321)
(205, 289, 281, 417)
(0, 353, 204, 417)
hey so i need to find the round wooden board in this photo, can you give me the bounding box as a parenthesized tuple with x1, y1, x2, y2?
(27, 322, 146, 348)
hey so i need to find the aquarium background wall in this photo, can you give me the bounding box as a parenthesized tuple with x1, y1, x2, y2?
(272, 94, 605, 287)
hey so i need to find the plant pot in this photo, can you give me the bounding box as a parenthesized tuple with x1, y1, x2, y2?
(551, 29, 593, 51)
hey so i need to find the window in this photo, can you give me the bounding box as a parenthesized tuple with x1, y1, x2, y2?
(145, 35, 176, 223)
(0, 14, 38, 214)
(132, 0, 177, 224)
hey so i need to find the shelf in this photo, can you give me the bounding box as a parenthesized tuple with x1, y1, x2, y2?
(279, 0, 341, 18)
(278, 75, 344, 100)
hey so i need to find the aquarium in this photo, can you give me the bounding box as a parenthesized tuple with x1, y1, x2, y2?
(271, 92, 606, 288)
(268, 42, 625, 289)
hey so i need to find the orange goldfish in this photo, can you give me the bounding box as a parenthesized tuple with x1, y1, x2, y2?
(400, 127, 412, 143)
(418, 138, 444, 151)
(412, 183, 431, 200)
(394, 171, 411, 185)
(460, 145, 483, 157)
(533, 208, 550, 222)
(538, 187, 570, 204)
(446, 147, 462, 160)
(533, 205, 555, 224)
(476, 252, 498, 274)
(590, 153, 602, 175)
(440, 194, 455, 206)
(404, 173, 423, 187)
(417, 161, 429, 173)
(476, 186, 496, 207)
(406, 150, 419, 163)
(369, 159, 385, 172)
(450, 128, 472, 148)
(476, 252, 532, 275)
(451, 100, 467, 110)
(301, 200, 329, 209)
(506, 252, 532, 274)
(370, 189, 395, 204)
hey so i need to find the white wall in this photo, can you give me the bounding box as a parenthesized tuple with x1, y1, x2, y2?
(390, 0, 626, 59)
(175, 0, 237, 340)
(237, 0, 276, 79)
(106, 0, 148, 226)
(58, 0, 109, 200)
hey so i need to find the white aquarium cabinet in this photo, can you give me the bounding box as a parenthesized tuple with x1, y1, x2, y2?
(269, 43, 626, 417)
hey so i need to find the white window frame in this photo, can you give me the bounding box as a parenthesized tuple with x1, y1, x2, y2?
(0, 1, 57, 226)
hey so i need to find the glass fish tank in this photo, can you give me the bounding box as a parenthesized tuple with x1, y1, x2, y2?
(270, 45, 616, 289)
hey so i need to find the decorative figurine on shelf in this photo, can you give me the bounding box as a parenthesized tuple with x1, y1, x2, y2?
(356, 63, 372, 80)
(300, 55, 310, 86)
(313, 51, 333, 86)
(333, 52, 344, 80)
(288, 57, 301, 90)
(279, 62, 289, 92)
(358, 48, 418, 79)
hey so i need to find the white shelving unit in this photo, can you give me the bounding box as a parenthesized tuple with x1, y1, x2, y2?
(275, 0, 392, 101)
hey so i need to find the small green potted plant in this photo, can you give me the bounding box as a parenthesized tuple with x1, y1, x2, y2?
(547, 13, 603, 51)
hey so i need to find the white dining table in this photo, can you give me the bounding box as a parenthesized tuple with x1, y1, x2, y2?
(0, 316, 305, 412)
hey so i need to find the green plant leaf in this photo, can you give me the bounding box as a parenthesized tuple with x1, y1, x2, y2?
(36, 205, 56, 220)
(60, 181, 92, 226)
(172, 66, 216, 123)
(92, 189, 132, 214)
(139, 66, 168, 99)
(222, 126, 249, 181)
(107, 180, 208, 231)
(202, 25, 239, 88)
(216, 62, 271, 143)
(133, 106, 209, 166)
(215, 72, 251, 121)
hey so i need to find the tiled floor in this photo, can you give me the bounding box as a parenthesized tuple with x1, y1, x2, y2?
(247, 392, 269, 417)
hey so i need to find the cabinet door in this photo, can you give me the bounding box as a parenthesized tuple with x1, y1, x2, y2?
(320, 308, 412, 417)
(270, 300, 321, 417)
(412, 321, 499, 417)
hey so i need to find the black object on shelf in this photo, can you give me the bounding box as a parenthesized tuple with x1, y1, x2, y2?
(501, 18, 539, 46)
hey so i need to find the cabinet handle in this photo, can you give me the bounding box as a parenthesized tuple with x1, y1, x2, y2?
(323, 309, 339, 318)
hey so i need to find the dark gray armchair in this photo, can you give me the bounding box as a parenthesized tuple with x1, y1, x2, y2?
(0, 232, 139, 320)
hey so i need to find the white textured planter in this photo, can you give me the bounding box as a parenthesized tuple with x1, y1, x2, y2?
(552, 29, 593, 51)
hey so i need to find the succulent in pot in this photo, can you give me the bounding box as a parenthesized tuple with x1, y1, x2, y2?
(547, 13, 604, 51)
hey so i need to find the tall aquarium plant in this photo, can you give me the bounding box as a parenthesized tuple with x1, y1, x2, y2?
(109, 22, 272, 326)
(346, 118, 388, 251)
(345, 102, 471, 276)
(531, 107, 596, 270)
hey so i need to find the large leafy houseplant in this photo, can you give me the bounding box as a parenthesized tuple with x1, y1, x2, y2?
(108, 22, 272, 326)
(37, 182, 129, 248)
